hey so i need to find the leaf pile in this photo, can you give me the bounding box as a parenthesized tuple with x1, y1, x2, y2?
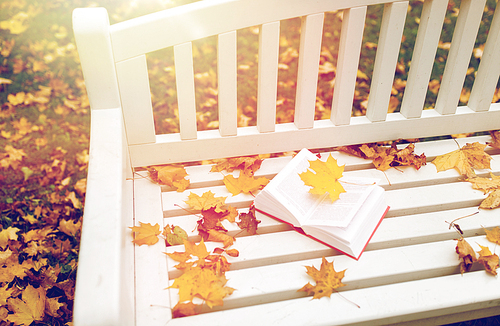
(338, 142, 426, 171)
(166, 239, 236, 316)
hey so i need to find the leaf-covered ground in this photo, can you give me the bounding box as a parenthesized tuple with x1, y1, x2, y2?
(0, 0, 498, 324)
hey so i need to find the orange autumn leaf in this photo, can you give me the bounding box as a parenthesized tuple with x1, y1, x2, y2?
(148, 165, 190, 192)
(299, 154, 346, 202)
(456, 238, 477, 274)
(298, 256, 346, 299)
(129, 222, 161, 246)
(206, 229, 235, 248)
(476, 244, 499, 276)
(223, 173, 269, 196)
(6, 285, 46, 325)
(172, 301, 200, 318)
(0, 226, 20, 249)
(432, 142, 491, 178)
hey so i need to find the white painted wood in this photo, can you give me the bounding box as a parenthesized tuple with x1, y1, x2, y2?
(331, 6, 367, 126)
(110, 0, 404, 63)
(72, 8, 121, 110)
(115, 55, 156, 145)
(74, 2, 500, 325)
(468, 1, 500, 112)
(257, 21, 280, 133)
(218, 31, 238, 136)
(400, 0, 448, 118)
(128, 104, 500, 167)
(294, 13, 324, 129)
(73, 108, 134, 326)
(133, 178, 171, 324)
(366, 1, 408, 122)
(174, 42, 197, 140)
(435, 0, 487, 115)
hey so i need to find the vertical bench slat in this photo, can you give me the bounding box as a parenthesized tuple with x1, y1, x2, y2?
(366, 1, 408, 122)
(468, 1, 500, 112)
(400, 0, 448, 118)
(115, 55, 156, 145)
(257, 21, 280, 133)
(218, 31, 238, 136)
(434, 0, 487, 115)
(174, 42, 198, 140)
(294, 13, 324, 129)
(330, 6, 367, 126)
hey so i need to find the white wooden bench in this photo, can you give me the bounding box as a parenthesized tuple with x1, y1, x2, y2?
(72, 0, 500, 325)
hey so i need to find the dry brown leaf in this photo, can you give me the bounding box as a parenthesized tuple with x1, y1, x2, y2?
(455, 238, 477, 274)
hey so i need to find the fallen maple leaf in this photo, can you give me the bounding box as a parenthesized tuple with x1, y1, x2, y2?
(338, 142, 426, 171)
(185, 191, 227, 212)
(129, 222, 161, 246)
(476, 244, 499, 276)
(148, 165, 190, 191)
(456, 238, 477, 274)
(211, 156, 263, 176)
(468, 173, 500, 209)
(223, 173, 269, 196)
(6, 285, 46, 325)
(0, 226, 20, 249)
(237, 205, 260, 235)
(298, 256, 346, 299)
(299, 154, 346, 202)
(484, 227, 500, 245)
(432, 142, 491, 178)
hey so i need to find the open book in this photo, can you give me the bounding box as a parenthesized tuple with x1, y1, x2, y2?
(254, 148, 389, 260)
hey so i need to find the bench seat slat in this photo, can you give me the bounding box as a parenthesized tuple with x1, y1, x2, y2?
(166, 269, 500, 326)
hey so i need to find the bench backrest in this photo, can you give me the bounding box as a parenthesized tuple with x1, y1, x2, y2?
(73, 0, 500, 169)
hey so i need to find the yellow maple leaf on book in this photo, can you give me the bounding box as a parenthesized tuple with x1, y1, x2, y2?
(299, 154, 346, 202)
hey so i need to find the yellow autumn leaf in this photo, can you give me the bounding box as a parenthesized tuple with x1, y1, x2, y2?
(6, 285, 46, 325)
(299, 154, 346, 202)
(432, 142, 491, 178)
(223, 173, 269, 196)
(0, 12, 30, 35)
(129, 222, 161, 246)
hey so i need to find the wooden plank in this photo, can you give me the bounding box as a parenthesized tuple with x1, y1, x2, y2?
(110, 0, 407, 62)
(73, 108, 134, 326)
(218, 31, 238, 136)
(166, 270, 500, 326)
(72, 8, 121, 110)
(468, 1, 500, 112)
(294, 13, 324, 129)
(257, 21, 280, 133)
(127, 105, 500, 167)
(435, 0, 487, 115)
(366, 1, 408, 122)
(174, 42, 197, 140)
(134, 178, 172, 324)
(400, 0, 448, 118)
(331, 6, 367, 126)
(115, 55, 156, 145)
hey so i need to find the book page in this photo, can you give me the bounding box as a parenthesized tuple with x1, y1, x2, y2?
(267, 149, 378, 228)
